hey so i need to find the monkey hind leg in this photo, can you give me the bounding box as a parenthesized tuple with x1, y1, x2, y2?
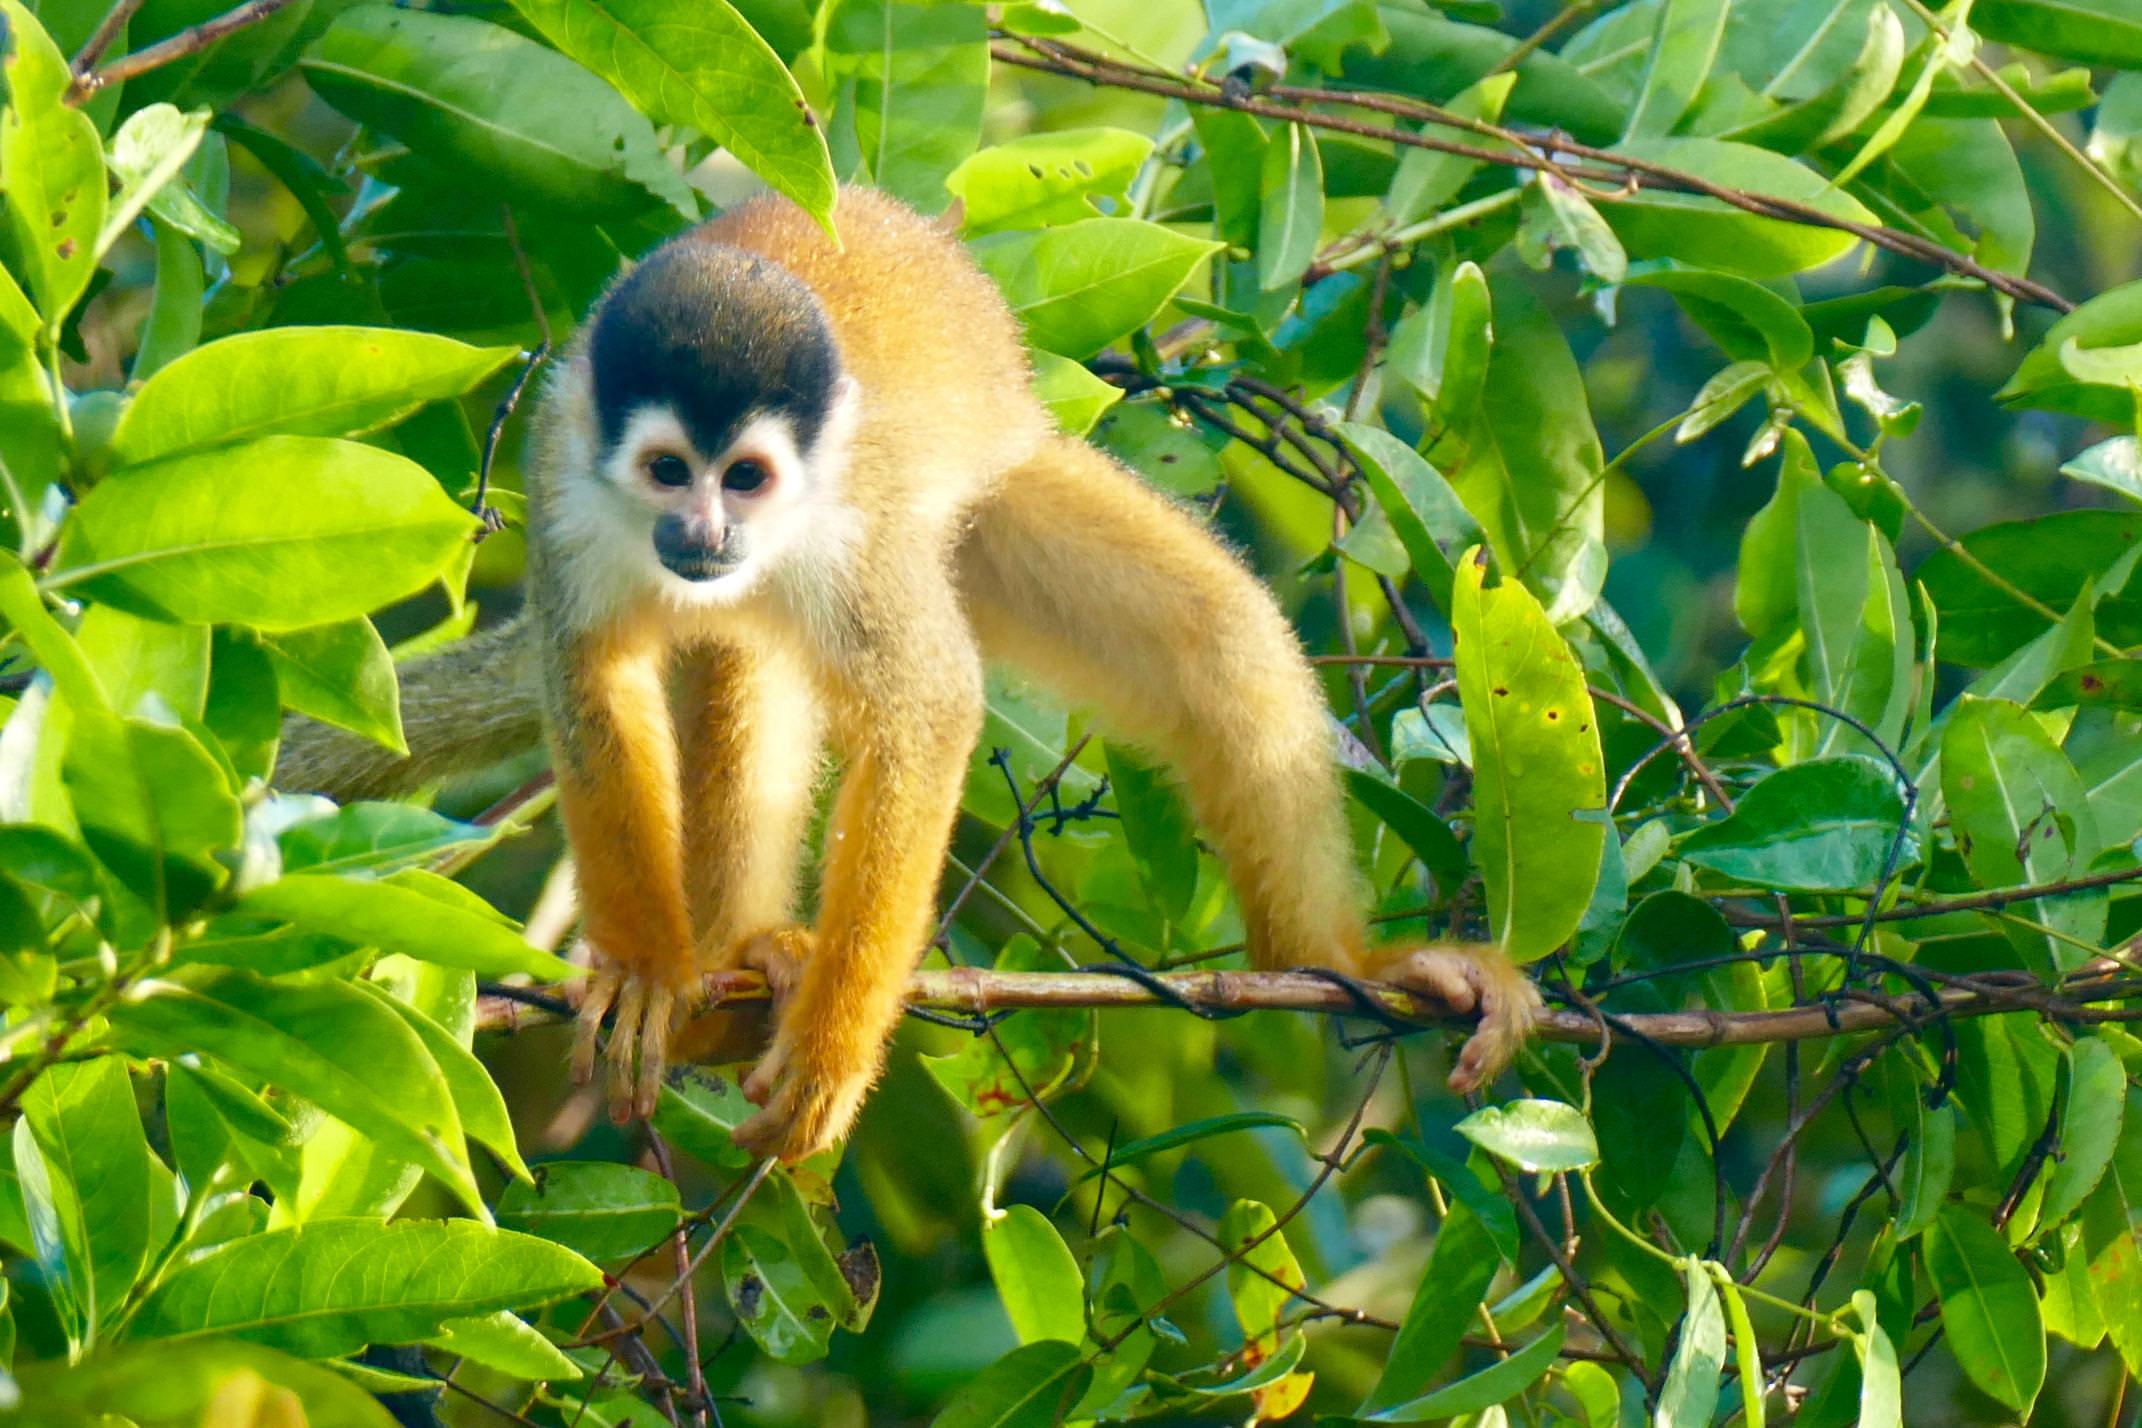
(959, 434, 1537, 1089)
(958, 433, 1367, 970)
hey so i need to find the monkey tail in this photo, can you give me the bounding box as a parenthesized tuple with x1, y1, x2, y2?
(274, 614, 545, 803)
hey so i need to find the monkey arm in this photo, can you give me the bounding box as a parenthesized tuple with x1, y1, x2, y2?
(674, 641, 823, 963)
(543, 611, 698, 1120)
(734, 610, 984, 1162)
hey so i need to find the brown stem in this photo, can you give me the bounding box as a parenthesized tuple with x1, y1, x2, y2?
(478, 966, 2142, 1043)
(68, 0, 304, 102)
(70, 0, 146, 75)
(992, 38, 2073, 313)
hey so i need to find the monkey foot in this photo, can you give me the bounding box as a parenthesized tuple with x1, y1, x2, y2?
(731, 924, 815, 1004)
(1372, 945, 1543, 1094)
(570, 946, 694, 1123)
(734, 1026, 874, 1163)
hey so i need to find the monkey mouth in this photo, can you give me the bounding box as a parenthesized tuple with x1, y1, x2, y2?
(658, 550, 746, 582)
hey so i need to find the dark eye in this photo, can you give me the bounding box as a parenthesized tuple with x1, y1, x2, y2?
(722, 459, 771, 494)
(645, 453, 693, 488)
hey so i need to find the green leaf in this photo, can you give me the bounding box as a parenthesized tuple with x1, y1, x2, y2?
(1973, 0, 2142, 65)
(301, 7, 694, 220)
(947, 128, 1153, 235)
(277, 802, 492, 877)
(1431, 277, 1605, 618)
(76, 603, 209, 721)
(2000, 281, 2142, 422)
(2042, 1037, 2127, 1228)
(1679, 756, 1909, 891)
(497, 1162, 682, 1263)
(1854, 1313, 1902, 1428)
(1717, 1269, 1767, 1428)
(1028, 351, 1121, 436)
(1656, 1261, 1726, 1428)
(1627, 266, 1816, 371)
(1450, 554, 1606, 962)
(2080, 1093, 2142, 1375)
(2061, 437, 2142, 504)
(1624, 0, 1729, 138)
(427, 1309, 581, 1382)
(1920, 512, 2142, 666)
(970, 219, 1220, 360)
(1256, 124, 1323, 292)
(819, 0, 986, 211)
(1383, 73, 1514, 228)
(1104, 742, 1198, 922)
(49, 435, 480, 631)
(63, 708, 241, 918)
(13, 1115, 84, 1351)
(923, 935, 1093, 1117)
(126, 1218, 602, 1357)
(508, 0, 832, 229)
(1599, 139, 1880, 277)
(723, 1222, 840, 1365)
(13, 1338, 402, 1428)
(0, 0, 106, 324)
(1343, 768, 1467, 895)
(107, 967, 485, 1218)
(1069, 1112, 1308, 1186)
(134, 221, 204, 382)
(1333, 421, 1481, 613)
(111, 327, 516, 466)
(237, 871, 576, 981)
(0, 552, 109, 711)
(23, 1058, 154, 1337)
(929, 1339, 1091, 1428)
(98, 104, 210, 263)
(1361, 1202, 1500, 1413)
(261, 619, 403, 752)
(652, 1066, 757, 1171)
(1454, 1098, 1600, 1173)
(984, 1205, 1084, 1345)
(363, 970, 528, 1183)
(1358, 1322, 1564, 1421)
(1925, 1206, 2045, 1413)
(1218, 1199, 1305, 1350)
(1940, 695, 2104, 974)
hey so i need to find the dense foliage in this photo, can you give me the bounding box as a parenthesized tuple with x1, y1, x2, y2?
(0, 0, 2140, 1421)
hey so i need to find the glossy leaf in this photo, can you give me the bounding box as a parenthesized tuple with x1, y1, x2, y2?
(497, 1161, 682, 1263)
(1679, 756, 1909, 891)
(126, 1218, 601, 1356)
(1657, 1260, 1726, 1428)
(948, 128, 1153, 235)
(820, 0, 986, 210)
(13, 1338, 401, 1428)
(107, 967, 485, 1217)
(929, 1339, 1091, 1428)
(984, 1205, 1084, 1345)
(0, 0, 106, 323)
(1925, 1206, 2046, 1413)
(261, 620, 403, 752)
(508, 0, 834, 227)
(49, 435, 479, 631)
(1454, 1099, 1600, 1173)
(110, 327, 515, 465)
(1361, 1202, 1500, 1413)
(302, 7, 694, 219)
(1451, 554, 1606, 962)
(970, 219, 1220, 359)
(236, 871, 575, 981)
(1600, 139, 1879, 277)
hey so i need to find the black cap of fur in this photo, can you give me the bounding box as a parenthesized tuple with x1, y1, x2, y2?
(590, 239, 841, 461)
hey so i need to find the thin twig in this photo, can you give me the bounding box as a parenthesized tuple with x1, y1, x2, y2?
(70, 0, 146, 74)
(67, 0, 303, 101)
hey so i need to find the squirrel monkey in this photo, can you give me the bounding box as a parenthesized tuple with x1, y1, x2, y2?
(279, 188, 1539, 1162)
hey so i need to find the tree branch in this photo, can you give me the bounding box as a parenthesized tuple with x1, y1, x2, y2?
(68, 0, 303, 102)
(477, 966, 2142, 1043)
(993, 36, 2074, 313)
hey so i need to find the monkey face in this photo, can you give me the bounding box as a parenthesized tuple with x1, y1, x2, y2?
(593, 383, 859, 601)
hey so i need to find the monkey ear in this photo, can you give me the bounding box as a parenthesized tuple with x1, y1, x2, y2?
(831, 372, 862, 416)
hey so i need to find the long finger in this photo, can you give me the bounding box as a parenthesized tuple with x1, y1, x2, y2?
(571, 969, 618, 1086)
(634, 984, 675, 1119)
(608, 979, 647, 1121)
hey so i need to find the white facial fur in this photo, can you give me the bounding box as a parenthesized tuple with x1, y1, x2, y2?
(546, 372, 863, 630)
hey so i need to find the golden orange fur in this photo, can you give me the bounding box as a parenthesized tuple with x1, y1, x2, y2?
(279, 187, 1538, 1160)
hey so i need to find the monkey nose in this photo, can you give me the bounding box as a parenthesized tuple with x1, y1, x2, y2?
(653, 513, 741, 581)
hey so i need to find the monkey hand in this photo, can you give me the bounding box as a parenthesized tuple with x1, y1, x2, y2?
(570, 941, 695, 1123)
(734, 1015, 876, 1163)
(1369, 944, 1542, 1093)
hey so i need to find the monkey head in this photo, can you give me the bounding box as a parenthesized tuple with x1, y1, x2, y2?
(576, 239, 860, 602)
